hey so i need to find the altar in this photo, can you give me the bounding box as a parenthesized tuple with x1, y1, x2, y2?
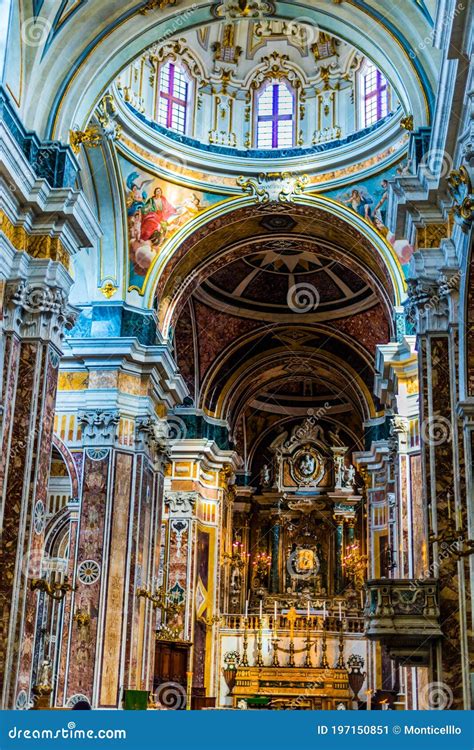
(232, 666, 351, 710)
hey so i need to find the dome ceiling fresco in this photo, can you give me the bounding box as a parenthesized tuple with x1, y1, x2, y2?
(196, 241, 377, 320)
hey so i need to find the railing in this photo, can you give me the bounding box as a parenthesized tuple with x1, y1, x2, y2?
(221, 614, 364, 634)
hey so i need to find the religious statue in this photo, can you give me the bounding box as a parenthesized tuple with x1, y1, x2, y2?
(260, 463, 272, 488)
(345, 464, 356, 488)
(38, 659, 52, 688)
(298, 452, 316, 478)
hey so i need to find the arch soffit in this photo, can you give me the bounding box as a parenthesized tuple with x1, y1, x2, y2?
(148, 195, 405, 336)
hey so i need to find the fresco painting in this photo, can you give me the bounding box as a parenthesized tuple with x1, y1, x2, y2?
(328, 158, 415, 273)
(121, 159, 223, 291)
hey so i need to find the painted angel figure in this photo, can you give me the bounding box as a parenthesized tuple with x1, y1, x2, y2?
(126, 171, 153, 216)
(340, 187, 373, 219)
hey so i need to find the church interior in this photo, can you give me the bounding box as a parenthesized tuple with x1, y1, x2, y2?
(0, 0, 473, 712)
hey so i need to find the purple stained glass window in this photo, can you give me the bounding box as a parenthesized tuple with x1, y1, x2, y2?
(157, 62, 188, 134)
(363, 63, 388, 126)
(256, 81, 294, 149)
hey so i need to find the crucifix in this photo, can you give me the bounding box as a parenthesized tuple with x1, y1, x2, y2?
(285, 606, 300, 639)
(285, 606, 299, 667)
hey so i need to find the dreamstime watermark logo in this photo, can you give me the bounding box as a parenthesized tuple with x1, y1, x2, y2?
(155, 681, 186, 709)
(420, 681, 453, 710)
(287, 283, 320, 313)
(286, 549, 320, 581)
(409, 2, 464, 60)
(155, 3, 198, 45)
(420, 149, 453, 180)
(167, 416, 187, 441)
(8, 722, 127, 741)
(285, 17, 320, 46)
(409, 538, 459, 590)
(21, 16, 52, 47)
(421, 415, 451, 447)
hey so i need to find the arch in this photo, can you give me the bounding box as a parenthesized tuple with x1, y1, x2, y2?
(145, 194, 406, 337)
(52, 434, 81, 498)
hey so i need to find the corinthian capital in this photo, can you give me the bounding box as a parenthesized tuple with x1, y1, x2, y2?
(4, 278, 77, 347)
(135, 416, 170, 465)
(165, 492, 197, 518)
(78, 410, 120, 446)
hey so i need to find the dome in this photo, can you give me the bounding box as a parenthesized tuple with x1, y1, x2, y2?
(113, 19, 401, 168)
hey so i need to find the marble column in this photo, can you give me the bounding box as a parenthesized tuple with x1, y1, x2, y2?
(269, 522, 281, 593)
(60, 409, 168, 708)
(0, 256, 75, 709)
(334, 516, 344, 594)
(407, 252, 470, 708)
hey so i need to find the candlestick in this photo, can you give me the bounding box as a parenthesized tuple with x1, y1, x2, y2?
(320, 622, 329, 669)
(287, 638, 295, 668)
(271, 634, 280, 667)
(241, 618, 249, 667)
(336, 621, 345, 669)
(256, 621, 264, 667)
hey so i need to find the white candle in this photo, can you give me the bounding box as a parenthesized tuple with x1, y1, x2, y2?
(245, 599, 248, 618)
(274, 600, 277, 627)
(307, 602, 310, 620)
(259, 600, 263, 620)
(323, 601, 327, 619)
(338, 602, 342, 620)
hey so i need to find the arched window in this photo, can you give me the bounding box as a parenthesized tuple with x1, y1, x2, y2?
(255, 81, 295, 149)
(361, 62, 389, 127)
(157, 61, 189, 134)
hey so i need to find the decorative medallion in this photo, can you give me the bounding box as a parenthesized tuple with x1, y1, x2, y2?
(67, 693, 90, 708)
(33, 501, 46, 535)
(49, 349, 60, 368)
(77, 559, 101, 585)
(290, 445, 324, 485)
(16, 690, 29, 710)
(85, 447, 109, 461)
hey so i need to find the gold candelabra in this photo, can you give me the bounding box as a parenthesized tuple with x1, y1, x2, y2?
(342, 543, 368, 589)
(137, 586, 183, 617)
(252, 551, 271, 578)
(222, 541, 249, 569)
(31, 576, 74, 601)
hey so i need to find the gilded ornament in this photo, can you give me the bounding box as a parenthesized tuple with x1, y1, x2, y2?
(69, 126, 103, 154)
(100, 281, 118, 299)
(140, 0, 179, 13)
(400, 114, 414, 131)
